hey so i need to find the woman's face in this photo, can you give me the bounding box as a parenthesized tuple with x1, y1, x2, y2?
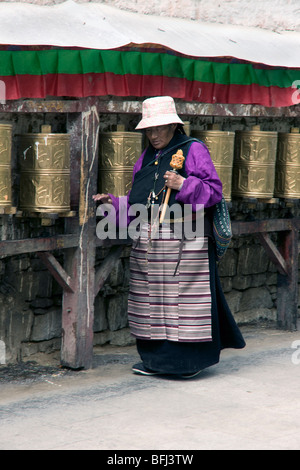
(145, 124, 177, 149)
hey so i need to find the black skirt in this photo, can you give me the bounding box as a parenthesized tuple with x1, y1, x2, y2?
(136, 239, 246, 375)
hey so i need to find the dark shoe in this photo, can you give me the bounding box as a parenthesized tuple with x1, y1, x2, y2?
(132, 363, 160, 376)
(178, 370, 202, 379)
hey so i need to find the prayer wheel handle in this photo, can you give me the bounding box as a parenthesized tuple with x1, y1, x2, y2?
(159, 149, 185, 224)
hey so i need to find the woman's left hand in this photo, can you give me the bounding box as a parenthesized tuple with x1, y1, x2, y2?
(164, 171, 186, 191)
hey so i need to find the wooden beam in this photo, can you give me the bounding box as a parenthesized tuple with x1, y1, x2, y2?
(37, 251, 75, 293)
(256, 233, 288, 276)
(94, 245, 123, 297)
(231, 218, 300, 235)
(0, 99, 82, 113)
(0, 234, 78, 257)
(1, 98, 300, 118)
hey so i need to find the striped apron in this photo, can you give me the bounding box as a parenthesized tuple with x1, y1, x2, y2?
(128, 224, 212, 343)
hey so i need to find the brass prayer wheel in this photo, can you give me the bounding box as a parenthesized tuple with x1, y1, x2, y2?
(274, 127, 300, 199)
(0, 124, 12, 207)
(98, 127, 142, 196)
(232, 125, 278, 198)
(19, 125, 70, 212)
(192, 125, 235, 201)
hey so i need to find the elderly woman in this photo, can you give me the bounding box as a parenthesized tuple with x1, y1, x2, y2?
(93, 96, 245, 379)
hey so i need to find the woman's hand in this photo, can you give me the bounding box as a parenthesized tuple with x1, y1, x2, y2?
(92, 193, 112, 204)
(164, 171, 186, 191)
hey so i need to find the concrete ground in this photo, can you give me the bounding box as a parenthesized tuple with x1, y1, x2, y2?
(0, 324, 300, 451)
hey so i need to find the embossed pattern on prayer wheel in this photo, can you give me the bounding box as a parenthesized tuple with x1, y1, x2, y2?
(192, 126, 235, 201)
(274, 127, 300, 199)
(98, 129, 142, 196)
(232, 126, 278, 198)
(19, 125, 70, 212)
(0, 124, 12, 207)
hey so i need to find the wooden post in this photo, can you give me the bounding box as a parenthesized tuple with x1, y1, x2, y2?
(277, 226, 299, 331)
(61, 107, 99, 369)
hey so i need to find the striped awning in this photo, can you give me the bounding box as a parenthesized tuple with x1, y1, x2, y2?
(0, 1, 299, 107)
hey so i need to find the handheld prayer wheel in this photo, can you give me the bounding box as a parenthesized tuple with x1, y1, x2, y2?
(0, 124, 12, 207)
(98, 126, 142, 196)
(19, 125, 70, 212)
(274, 127, 300, 199)
(192, 125, 235, 201)
(232, 125, 278, 199)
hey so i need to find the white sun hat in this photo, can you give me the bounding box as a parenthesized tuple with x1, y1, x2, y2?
(135, 96, 184, 130)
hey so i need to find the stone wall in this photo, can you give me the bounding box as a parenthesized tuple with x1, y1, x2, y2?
(220, 244, 277, 324)
(0, 109, 299, 363)
(94, 246, 133, 347)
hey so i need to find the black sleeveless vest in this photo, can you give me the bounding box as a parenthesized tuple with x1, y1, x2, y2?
(129, 134, 198, 207)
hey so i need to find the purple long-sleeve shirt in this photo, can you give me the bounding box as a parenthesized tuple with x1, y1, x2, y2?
(109, 141, 222, 225)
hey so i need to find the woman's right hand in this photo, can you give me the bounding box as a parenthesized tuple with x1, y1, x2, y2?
(92, 193, 112, 204)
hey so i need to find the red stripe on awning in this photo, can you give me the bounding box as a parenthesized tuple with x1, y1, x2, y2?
(0, 72, 295, 107)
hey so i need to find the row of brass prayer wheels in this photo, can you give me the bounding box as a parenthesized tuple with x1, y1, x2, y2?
(195, 124, 300, 201)
(98, 124, 300, 202)
(0, 123, 299, 212)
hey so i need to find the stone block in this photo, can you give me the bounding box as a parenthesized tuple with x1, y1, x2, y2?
(235, 308, 277, 324)
(122, 258, 130, 287)
(21, 338, 61, 358)
(219, 276, 232, 293)
(107, 293, 129, 331)
(0, 260, 5, 276)
(107, 259, 124, 287)
(250, 273, 268, 287)
(232, 275, 252, 290)
(93, 330, 111, 346)
(94, 295, 108, 332)
(5, 269, 52, 301)
(239, 287, 273, 311)
(30, 298, 54, 310)
(109, 328, 135, 346)
(30, 307, 61, 342)
(121, 246, 132, 258)
(5, 256, 30, 273)
(218, 249, 237, 277)
(225, 290, 242, 314)
(265, 272, 277, 286)
(0, 294, 33, 362)
(237, 245, 269, 275)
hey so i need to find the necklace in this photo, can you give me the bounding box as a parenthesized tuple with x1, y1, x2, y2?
(145, 150, 168, 209)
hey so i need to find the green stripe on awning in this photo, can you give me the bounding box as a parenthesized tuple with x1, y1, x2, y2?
(0, 49, 298, 88)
